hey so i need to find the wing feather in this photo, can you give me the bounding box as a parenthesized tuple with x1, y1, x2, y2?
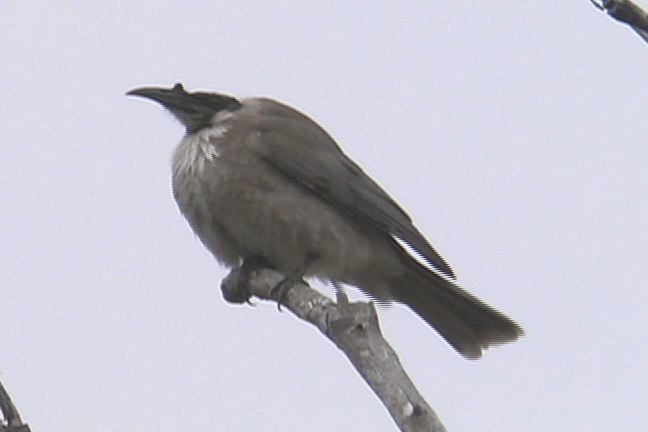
(246, 101, 456, 279)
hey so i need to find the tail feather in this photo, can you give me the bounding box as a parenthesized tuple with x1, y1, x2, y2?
(391, 266, 523, 359)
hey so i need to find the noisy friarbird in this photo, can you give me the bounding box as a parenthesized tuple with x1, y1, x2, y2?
(127, 83, 523, 359)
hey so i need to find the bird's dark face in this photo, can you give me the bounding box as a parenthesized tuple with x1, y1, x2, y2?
(127, 83, 241, 133)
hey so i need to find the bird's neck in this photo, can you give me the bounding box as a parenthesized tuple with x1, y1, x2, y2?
(172, 126, 229, 176)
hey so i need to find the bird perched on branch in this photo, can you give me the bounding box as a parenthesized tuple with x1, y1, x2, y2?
(127, 83, 523, 359)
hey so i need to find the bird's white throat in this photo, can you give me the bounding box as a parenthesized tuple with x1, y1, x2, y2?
(172, 125, 229, 175)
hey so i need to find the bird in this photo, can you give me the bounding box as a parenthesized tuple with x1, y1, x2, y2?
(127, 83, 523, 359)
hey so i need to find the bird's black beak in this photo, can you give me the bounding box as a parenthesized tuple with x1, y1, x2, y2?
(127, 83, 240, 133)
(126, 83, 193, 111)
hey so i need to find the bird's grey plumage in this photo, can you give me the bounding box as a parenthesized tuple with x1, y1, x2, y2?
(127, 83, 523, 359)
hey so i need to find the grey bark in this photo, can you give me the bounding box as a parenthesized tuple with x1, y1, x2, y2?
(221, 266, 448, 432)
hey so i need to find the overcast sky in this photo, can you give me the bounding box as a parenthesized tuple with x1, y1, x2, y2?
(2, 2, 648, 431)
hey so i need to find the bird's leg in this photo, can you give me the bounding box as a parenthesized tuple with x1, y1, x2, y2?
(240, 256, 272, 275)
(332, 281, 349, 304)
(271, 253, 318, 311)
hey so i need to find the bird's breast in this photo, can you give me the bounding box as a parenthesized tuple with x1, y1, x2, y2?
(170, 130, 246, 266)
(170, 129, 402, 288)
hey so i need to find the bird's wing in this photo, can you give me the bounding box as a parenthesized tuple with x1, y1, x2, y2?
(247, 109, 456, 280)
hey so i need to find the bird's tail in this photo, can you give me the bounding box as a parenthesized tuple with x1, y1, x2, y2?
(390, 264, 523, 359)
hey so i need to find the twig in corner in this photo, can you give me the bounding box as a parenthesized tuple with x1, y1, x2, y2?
(590, 0, 648, 43)
(0, 377, 30, 432)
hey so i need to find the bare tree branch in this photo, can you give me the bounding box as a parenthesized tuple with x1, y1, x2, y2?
(221, 266, 448, 432)
(591, 0, 648, 43)
(0, 377, 30, 432)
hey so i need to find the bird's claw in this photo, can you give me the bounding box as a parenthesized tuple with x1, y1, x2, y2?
(271, 275, 299, 311)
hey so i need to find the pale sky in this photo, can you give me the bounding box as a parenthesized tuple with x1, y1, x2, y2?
(2, 2, 647, 431)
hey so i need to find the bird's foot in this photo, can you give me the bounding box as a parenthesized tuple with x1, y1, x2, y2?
(271, 253, 318, 311)
(270, 274, 301, 311)
(221, 257, 272, 304)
